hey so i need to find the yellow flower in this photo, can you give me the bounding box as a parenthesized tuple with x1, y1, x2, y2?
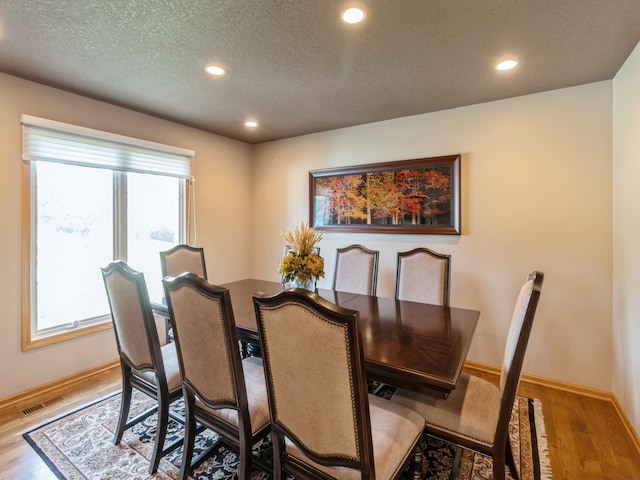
(279, 222, 324, 283)
(278, 252, 325, 283)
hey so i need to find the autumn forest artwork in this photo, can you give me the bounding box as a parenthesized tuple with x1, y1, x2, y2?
(309, 155, 460, 234)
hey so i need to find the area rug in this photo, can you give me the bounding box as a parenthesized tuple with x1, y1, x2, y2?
(24, 388, 551, 480)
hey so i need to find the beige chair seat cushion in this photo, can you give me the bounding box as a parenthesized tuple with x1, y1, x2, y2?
(133, 342, 182, 393)
(195, 356, 270, 435)
(391, 373, 500, 448)
(286, 394, 424, 480)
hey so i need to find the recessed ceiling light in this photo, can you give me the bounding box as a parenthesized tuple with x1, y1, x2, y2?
(341, 7, 366, 24)
(205, 65, 226, 76)
(245, 121, 258, 128)
(496, 59, 518, 71)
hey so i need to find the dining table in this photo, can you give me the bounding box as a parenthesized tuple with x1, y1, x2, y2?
(217, 278, 480, 399)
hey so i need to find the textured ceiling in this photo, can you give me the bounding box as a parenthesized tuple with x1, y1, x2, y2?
(1, 1, 640, 144)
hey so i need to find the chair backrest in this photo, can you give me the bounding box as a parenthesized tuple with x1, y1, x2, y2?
(332, 244, 379, 295)
(101, 261, 165, 375)
(162, 273, 247, 413)
(395, 247, 451, 306)
(160, 244, 207, 280)
(495, 271, 543, 445)
(253, 289, 375, 475)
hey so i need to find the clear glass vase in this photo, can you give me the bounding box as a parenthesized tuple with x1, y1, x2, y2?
(290, 276, 315, 291)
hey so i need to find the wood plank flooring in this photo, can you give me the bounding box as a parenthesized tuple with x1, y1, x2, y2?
(468, 368, 640, 480)
(517, 382, 640, 480)
(0, 367, 121, 480)
(1, 366, 639, 480)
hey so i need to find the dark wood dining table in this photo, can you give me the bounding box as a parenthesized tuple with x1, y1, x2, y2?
(219, 278, 479, 399)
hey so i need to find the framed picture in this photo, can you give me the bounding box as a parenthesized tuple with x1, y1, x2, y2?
(309, 154, 460, 234)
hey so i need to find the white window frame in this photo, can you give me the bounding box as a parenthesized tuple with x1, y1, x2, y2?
(21, 115, 194, 350)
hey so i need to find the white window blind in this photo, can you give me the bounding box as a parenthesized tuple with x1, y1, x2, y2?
(21, 114, 194, 179)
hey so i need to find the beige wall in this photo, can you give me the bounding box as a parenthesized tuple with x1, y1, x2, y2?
(0, 70, 622, 409)
(0, 73, 254, 399)
(613, 41, 640, 433)
(252, 82, 614, 391)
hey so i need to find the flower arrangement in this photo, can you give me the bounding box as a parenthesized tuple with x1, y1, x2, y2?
(278, 221, 325, 285)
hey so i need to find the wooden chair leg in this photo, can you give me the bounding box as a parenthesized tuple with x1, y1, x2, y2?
(448, 446, 463, 480)
(492, 453, 507, 480)
(178, 398, 196, 480)
(237, 434, 253, 480)
(272, 431, 285, 480)
(149, 394, 170, 474)
(114, 376, 132, 444)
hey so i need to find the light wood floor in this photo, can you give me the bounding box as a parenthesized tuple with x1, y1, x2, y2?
(1, 366, 639, 480)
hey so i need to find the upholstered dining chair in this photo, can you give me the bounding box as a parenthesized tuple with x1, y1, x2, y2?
(391, 271, 544, 480)
(395, 247, 451, 306)
(253, 288, 425, 480)
(159, 244, 207, 343)
(333, 244, 379, 295)
(160, 244, 207, 279)
(101, 261, 184, 474)
(162, 273, 271, 480)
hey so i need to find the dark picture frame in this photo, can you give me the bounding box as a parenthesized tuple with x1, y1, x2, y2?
(309, 155, 460, 234)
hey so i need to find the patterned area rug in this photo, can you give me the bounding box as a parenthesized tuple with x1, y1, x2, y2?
(24, 387, 551, 480)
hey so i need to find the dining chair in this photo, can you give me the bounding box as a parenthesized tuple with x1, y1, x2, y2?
(395, 247, 451, 306)
(332, 244, 379, 295)
(253, 288, 425, 480)
(160, 244, 207, 279)
(101, 261, 184, 474)
(159, 244, 207, 343)
(163, 273, 271, 480)
(391, 270, 544, 480)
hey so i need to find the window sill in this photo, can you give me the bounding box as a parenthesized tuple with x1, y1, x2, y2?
(22, 321, 113, 351)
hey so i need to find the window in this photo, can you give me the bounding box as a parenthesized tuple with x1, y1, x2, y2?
(21, 115, 194, 350)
